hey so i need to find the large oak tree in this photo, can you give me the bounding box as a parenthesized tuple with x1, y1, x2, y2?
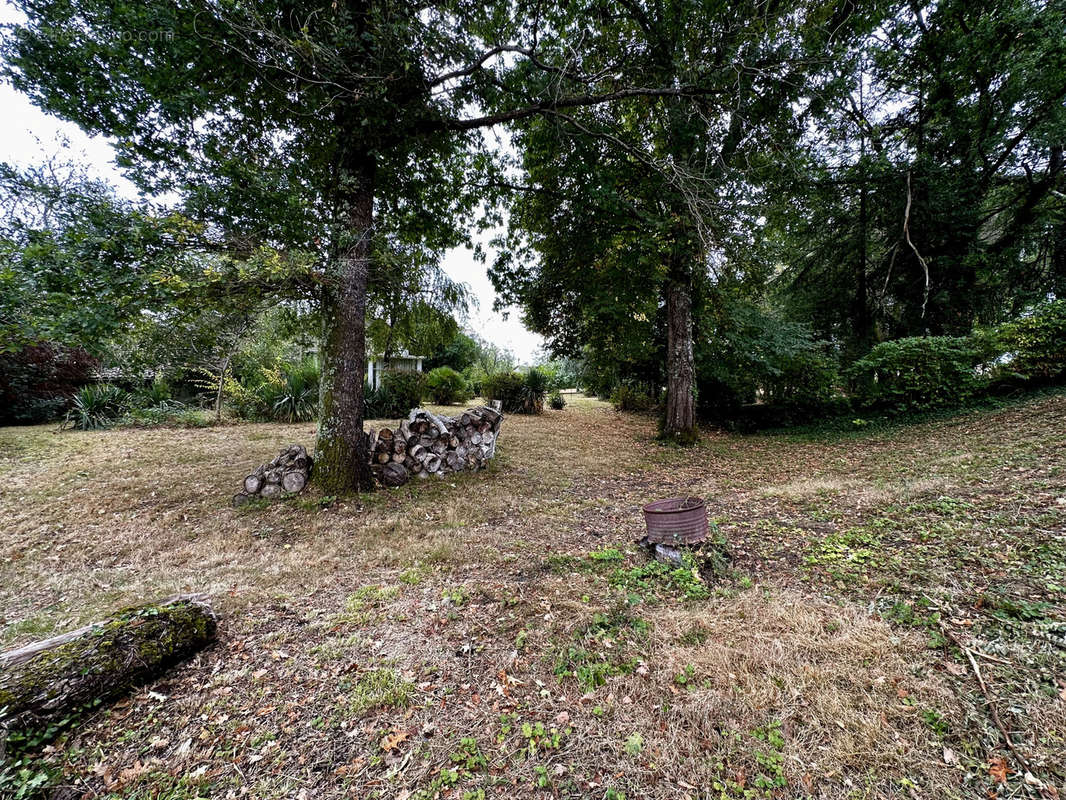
(4, 0, 720, 490)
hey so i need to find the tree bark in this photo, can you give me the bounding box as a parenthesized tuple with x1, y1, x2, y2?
(314, 151, 376, 493)
(1, 596, 216, 743)
(663, 262, 696, 443)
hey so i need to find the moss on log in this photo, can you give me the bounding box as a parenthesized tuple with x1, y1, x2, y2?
(0, 595, 216, 740)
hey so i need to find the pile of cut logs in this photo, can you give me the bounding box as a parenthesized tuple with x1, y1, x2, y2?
(370, 405, 503, 487)
(233, 444, 312, 506)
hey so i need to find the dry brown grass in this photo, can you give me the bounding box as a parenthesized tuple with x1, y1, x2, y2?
(1, 392, 1064, 798)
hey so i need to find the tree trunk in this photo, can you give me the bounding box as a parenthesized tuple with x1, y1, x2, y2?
(314, 152, 376, 493)
(214, 352, 232, 423)
(663, 264, 696, 444)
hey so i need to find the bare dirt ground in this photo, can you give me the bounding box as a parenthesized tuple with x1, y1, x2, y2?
(1, 393, 1064, 799)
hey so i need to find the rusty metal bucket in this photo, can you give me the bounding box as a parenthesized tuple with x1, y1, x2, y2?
(642, 496, 708, 545)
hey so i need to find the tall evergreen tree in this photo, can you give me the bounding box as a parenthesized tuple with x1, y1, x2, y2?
(772, 0, 1066, 349)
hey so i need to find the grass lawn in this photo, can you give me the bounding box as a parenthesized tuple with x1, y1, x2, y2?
(1, 393, 1064, 799)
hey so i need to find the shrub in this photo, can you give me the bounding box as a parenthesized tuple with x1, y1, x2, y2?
(63, 383, 128, 430)
(0, 344, 98, 425)
(610, 383, 656, 412)
(425, 366, 470, 405)
(122, 400, 208, 428)
(847, 336, 982, 413)
(365, 369, 426, 418)
(483, 371, 526, 413)
(763, 348, 839, 412)
(266, 358, 319, 423)
(548, 390, 566, 410)
(520, 367, 548, 413)
(993, 300, 1066, 384)
(131, 376, 172, 409)
(484, 369, 547, 414)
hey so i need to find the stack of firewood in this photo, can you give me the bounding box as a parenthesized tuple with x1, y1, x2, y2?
(370, 405, 503, 487)
(233, 444, 312, 506)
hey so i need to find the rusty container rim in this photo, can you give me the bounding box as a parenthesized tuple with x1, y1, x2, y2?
(642, 496, 705, 515)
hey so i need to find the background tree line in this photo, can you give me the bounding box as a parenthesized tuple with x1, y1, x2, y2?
(1, 0, 1064, 486)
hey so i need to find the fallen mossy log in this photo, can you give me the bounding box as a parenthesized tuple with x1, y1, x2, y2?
(0, 595, 217, 745)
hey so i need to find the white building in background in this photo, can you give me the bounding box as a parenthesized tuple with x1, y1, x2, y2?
(366, 351, 424, 390)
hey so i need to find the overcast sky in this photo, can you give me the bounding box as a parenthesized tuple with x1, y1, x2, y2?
(0, 1, 544, 362)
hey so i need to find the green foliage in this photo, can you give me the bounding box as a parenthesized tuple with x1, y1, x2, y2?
(534, 357, 583, 391)
(424, 332, 479, 373)
(483, 370, 546, 414)
(63, 383, 127, 430)
(425, 366, 470, 405)
(609, 554, 711, 602)
(345, 668, 414, 714)
(131, 376, 172, 408)
(768, 0, 1066, 351)
(847, 337, 982, 412)
(763, 347, 839, 412)
(994, 300, 1066, 384)
(547, 390, 566, 410)
(610, 384, 656, 412)
(481, 369, 520, 410)
(520, 367, 548, 413)
(266, 359, 320, 423)
(553, 606, 648, 691)
(222, 358, 319, 423)
(365, 369, 426, 419)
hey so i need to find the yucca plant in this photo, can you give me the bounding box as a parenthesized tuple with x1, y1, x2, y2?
(269, 358, 320, 423)
(64, 383, 128, 430)
(520, 368, 548, 414)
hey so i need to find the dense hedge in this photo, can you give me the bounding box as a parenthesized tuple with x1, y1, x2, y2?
(425, 366, 471, 405)
(609, 383, 656, 411)
(847, 336, 982, 413)
(994, 300, 1066, 384)
(484, 369, 547, 414)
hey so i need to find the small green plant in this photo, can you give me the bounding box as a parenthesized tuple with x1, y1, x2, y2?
(533, 764, 551, 789)
(63, 383, 127, 430)
(588, 547, 625, 562)
(346, 668, 414, 714)
(547, 390, 566, 410)
(623, 732, 643, 756)
(449, 737, 487, 771)
(341, 584, 401, 624)
(442, 586, 467, 606)
(673, 663, 696, 687)
(519, 720, 564, 756)
(553, 606, 648, 690)
(609, 554, 710, 602)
